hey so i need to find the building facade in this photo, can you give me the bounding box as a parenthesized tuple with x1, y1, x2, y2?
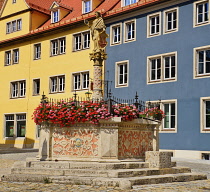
(105, 0, 210, 159)
(0, 0, 115, 148)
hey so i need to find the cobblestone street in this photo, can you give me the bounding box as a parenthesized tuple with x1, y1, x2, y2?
(0, 151, 210, 191)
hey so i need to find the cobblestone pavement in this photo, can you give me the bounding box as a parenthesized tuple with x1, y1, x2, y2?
(0, 151, 210, 191)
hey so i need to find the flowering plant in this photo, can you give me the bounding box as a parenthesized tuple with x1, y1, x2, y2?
(139, 107, 165, 121)
(32, 100, 165, 127)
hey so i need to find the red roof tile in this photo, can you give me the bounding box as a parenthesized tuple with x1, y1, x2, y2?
(0, 0, 166, 44)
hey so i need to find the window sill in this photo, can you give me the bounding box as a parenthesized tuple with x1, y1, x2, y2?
(195, 74, 210, 79)
(111, 42, 121, 46)
(49, 91, 65, 94)
(160, 128, 177, 133)
(148, 79, 176, 84)
(194, 21, 209, 28)
(50, 53, 66, 57)
(10, 96, 26, 99)
(73, 48, 90, 52)
(148, 33, 161, 38)
(124, 39, 135, 43)
(116, 84, 128, 88)
(201, 129, 210, 133)
(4, 137, 25, 140)
(164, 29, 178, 34)
(72, 89, 89, 92)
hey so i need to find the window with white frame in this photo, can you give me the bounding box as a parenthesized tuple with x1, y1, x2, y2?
(201, 97, 210, 132)
(124, 20, 135, 42)
(148, 52, 177, 83)
(116, 61, 128, 87)
(34, 43, 41, 60)
(164, 8, 178, 33)
(83, 0, 91, 13)
(51, 37, 66, 56)
(195, 47, 210, 77)
(52, 10, 59, 23)
(50, 75, 65, 93)
(5, 113, 26, 138)
(194, 0, 209, 26)
(33, 79, 40, 95)
(13, 49, 19, 64)
(5, 49, 19, 65)
(149, 100, 177, 132)
(5, 51, 11, 65)
(6, 19, 22, 34)
(110, 23, 122, 45)
(163, 102, 176, 130)
(73, 31, 90, 51)
(123, 0, 137, 6)
(73, 72, 89, 91)
(148, 13, 161, 37)
(11, 80, 26, 98)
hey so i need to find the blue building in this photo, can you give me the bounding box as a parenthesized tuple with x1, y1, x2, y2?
(105, 0, 210, 159)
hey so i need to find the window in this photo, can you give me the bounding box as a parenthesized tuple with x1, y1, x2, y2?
(5, 51, 11, 65)
(149, 100, 177, 132)
(13, 49, 19, 64)
(147, 52, 177, 84)
(17, 19, 22, 31)
(115, 61, 128, 87)
(73, 31, 90, 51)
(50, 75, 65, 93)
(12, 0, 16, 3)
(33, 79, 40, 95)
(163, 103, 176, 130)
(73, 72, 89, 91)
(195, 0, 209, 26)
(11, 80, 26, 98)
(123, 0, 137, 6)
(5, 114, 26, 138)
(194, 46, 210, 78)
(110, 23, 122, 45)
(200, 97, 210, 132)
(124, 20, 136, 42)
(5, 49, 19, 65)
(164, 8, 178, 33)
(34, 44, 41, 60)
(148, 13, 161, 37)
(6, 19, 22, 34)
(51, 37, 66, 56)
(83, 0, 91, 13)
(52, 10, 59, 23)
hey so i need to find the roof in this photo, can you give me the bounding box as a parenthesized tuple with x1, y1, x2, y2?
(0, 0, 5, 10)
(0, 0, 166, 45)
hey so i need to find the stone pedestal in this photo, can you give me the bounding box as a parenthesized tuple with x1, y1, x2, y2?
(38, 118, 159, 161)
(145, 151, 172, 168)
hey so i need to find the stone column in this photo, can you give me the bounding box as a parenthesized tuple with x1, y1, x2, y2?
(38, 125, 52, 160)
(90, 51, 107, 100)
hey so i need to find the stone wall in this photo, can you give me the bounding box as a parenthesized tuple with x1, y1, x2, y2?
(38, 118, 159, 161)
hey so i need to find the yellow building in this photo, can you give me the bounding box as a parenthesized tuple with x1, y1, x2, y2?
(0, 0, 113, 148)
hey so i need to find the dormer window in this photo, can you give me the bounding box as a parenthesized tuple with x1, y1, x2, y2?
(123, 0, 137, 6)
(83, 0, 92, 14)
(52, 9, 59, 23)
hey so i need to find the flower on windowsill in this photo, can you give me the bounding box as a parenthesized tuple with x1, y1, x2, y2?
(139, 107, 165, 121)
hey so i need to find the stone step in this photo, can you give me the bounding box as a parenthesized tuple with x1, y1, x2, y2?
(11, 167, 191, 178)
(28, 161, 150, 170)
(1, 172, 207, 189)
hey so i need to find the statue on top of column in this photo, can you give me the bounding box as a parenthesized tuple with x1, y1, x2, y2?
(84, 12, 108, 53)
